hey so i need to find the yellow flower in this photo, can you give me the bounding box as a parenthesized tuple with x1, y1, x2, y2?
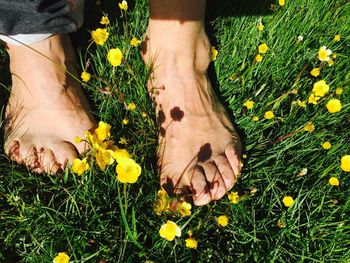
(335, 87, 343, 95)
(118, 0, 128, 11)
(258, 23, 265, 31)
(312, 80, 330, 97)
(112, 147, 130, 162)
(310, 68, 320, 77)
(178, 201, 192, 217)
(227, 191, 239, 204)
(318, 46, 332, 62)
(340, 155, 350, 172)
(242, 154, 247, 159)
(81, 71, 91, 82)
(142, 112, 148, 117)
(217, 215, 229, 227)
(282, 196, 294, 207)
(333, 35, 341, 42)
(159, 220, 181, 241)
(91, 28, 109, 46)
(329, 177, 339, 186)
(119, 137, 128, 145)
(100, 16, 110, 25)
(95, 121, 111, 141)
(96, 149, 114, 170)
(278, 0, 285, 6)
(130, 37, 142, 47)
(297, 100, 306, 108)
(211, 46, 218, 61)
(243, 100, 254, 110)
(116, 157, 141, 183)
(252, 116, 259, 121)
(185, 237, 198, 249)
(72, 158, 89, 176)
(258, 43, 269, 54)
(308, 94, 320, 105)
(332, 53, 337, 59)
(122, 118, 129, 125)
(74, 136, 82, 143)
(255, 54, 263, 62)
(53, 252, 70, 263)
(154, 188, 170, 215)
(326, 99, 342, 113)
(322, 141, 332, 150)
(303, 122, 315, 133)
(327, 59, 334, 66)
(277, 220, 287, 228)
(127, 102, 136, 110)
(264, 111, 275, 120)
(107, 48, 123, 67)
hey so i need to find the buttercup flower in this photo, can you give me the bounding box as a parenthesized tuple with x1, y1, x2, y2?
(107, 48, 123, 67)
(91, 28, 109, 45)
(74, 136, 82, 143)
(310, 68, 320, 77)
(122, 118, 129, 125)
(119, 0, 128, 11)
(81, 71, 91, 82)
(327, 59, 334, 66)
(154, 188, 170, 215)
(159, 220, 181, 241)
(227, 191, 239, 204)
(333, 35, 341, 42)
(178, 201, 192, 217)
(277, 220, 287, 228)
(127, 102, 136, 110)
(53, 252, 70, 263)
(96, 149, 114, 170)
(303, 122, 315, 133)
(95, 121, 111, 141)
(264, 111, 275, 119)
(322, 141, 332, 150)
(217, 215, 229, 227)
(329, 177, 339, 186)
(278, 0, 285, 6)
(142, 112, 148, 117)
(112, 147, 130, 162)
(335, 87, 343, 95)
(318, 46, 332, 62)
(211, 46, 218, 61)
(282, 196, 294, 207)
(258, 23, 265, 31)
(252, 116, 259, 121)
(255, 54, 263, 62)
(116, 157, 141, 183)
(308, 94, 320, 105)
(258, 43, 269, 54)
(100, 16, 110, 25)
(297, 100, 306, 108)
(340, 155, 350, 172)
(326, 99, 342, 113)
(185, 237, 198, 249)
(243, 100, 254, 109)
(130, 37, 142, 47)
(119, 137, 128, 145)
(72, 158, 89, 175)
(312, 80, 330, 97)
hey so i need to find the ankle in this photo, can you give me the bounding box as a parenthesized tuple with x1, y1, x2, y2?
(143, 22, 211, 74)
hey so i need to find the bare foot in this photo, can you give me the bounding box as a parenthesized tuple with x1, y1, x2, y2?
(4, 35, 96, 174)
(143, 21, 242, 205)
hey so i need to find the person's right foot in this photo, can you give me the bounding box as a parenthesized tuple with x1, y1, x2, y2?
(143, 20, 242, 205)
(4, 35, 96, 174)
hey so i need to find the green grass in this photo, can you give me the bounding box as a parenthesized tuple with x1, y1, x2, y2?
(1, 0, 350, 262)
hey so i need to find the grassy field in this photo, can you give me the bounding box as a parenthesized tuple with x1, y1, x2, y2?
(1, 0, 350, 262)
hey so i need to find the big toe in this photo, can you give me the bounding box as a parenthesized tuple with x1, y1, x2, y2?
(51, 141, 79, 169)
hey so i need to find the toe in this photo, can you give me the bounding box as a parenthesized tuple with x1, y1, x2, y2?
(6, 140, 23, 164)
(203, 161, 227, 200)
(191, 166, 212, 206)
(51, 141, 78, 169)
(215, 156, 237, 191)
(23, 146, 41, 171)
(225, 145, 241, 177)
(33, 148, 62, 174)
